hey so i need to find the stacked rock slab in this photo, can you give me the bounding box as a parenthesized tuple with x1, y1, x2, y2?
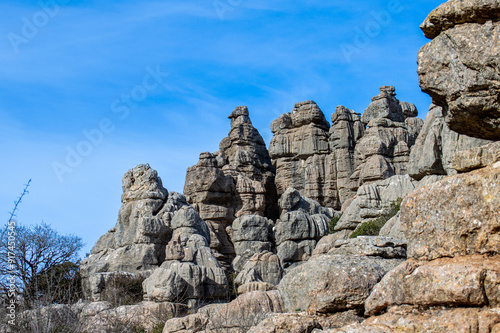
(350, 86, 423, 187)
(278, 237, 405, 315)
(408, 104, 493, 180)
(274, 188, 336, 268)
(81, 164, 183, 300)
(329, 106, 365, 203)
(184, 106, 278, 269)
(230, 215, 274, 272)
(269, 101, 340, 209)
(80, 164, 229, 306)
(362, 143, 500, 328)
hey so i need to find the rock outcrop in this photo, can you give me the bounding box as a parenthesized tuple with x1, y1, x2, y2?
(163, 290, 283, 333)
(329, 106, 365, 203)
(80, 164, 188, 301)
(278, 254, 403, 314)
(184, 106, 278, 268)
(230, 215, 274, 272)
(403, 159, 500, 261)
(142, 206, 228, 308)
(408, 104, 493, 180)
(234, 251, 284, 287)
(80, 164, 229, 307)
(417, 0, 500, 140)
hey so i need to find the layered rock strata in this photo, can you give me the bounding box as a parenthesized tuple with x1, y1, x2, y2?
(408, 104, 493, 180)
(269, 87, 422, 210)
(269, 101, 339, 208)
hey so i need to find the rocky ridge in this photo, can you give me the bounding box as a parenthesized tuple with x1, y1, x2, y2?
(65, 2, 500, 332)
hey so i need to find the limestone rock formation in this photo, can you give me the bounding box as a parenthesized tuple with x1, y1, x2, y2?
(274, 189, 336, 268)
(452, 140, 500, 173)
(321, 307, 500, 333)
(247, 311, 364, 333)
(184, 106, 278, 268)
(327, 236, 406, 259)
(418, 1, 500, 140)
(408, 104, 493, 180)
(351, 87, 423, 186)
(80, 164, 188, 300)
(269, 101, 339, 208)
(269, 88, 422, 210)
(361, 86, 407, 124)
(365, 255, 500, 316)
(403, 159, 500, 261)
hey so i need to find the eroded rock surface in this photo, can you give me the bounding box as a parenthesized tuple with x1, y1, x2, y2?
(275, 189, 336, 268)
(278, 254, 403, 314)
(418, 2, 500, 140)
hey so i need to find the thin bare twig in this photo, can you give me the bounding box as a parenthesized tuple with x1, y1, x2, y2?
(8, 179, 31, 223)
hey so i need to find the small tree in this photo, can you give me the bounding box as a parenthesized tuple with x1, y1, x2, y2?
(0, 222, 84, 308)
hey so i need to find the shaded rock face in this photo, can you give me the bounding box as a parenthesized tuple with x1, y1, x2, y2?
(274, 188, 335, 268)
(81, 164, 187, 300)
(184, 106, 278, 268)
(418, 1, 500, 140)
(408, 104, 493, 180)
(270, 88, 422, 210)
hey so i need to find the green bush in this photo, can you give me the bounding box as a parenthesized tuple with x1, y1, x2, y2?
(328, 215, 342, 234)
(349, 198, 402, 238)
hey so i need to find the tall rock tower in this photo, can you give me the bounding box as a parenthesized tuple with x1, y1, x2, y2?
(184, 106, 278, 268)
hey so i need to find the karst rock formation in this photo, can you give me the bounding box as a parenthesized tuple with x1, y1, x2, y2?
(71, 1, 500, 332)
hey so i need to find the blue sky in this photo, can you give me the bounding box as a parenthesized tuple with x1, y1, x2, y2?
(0, 0, 443, 257)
